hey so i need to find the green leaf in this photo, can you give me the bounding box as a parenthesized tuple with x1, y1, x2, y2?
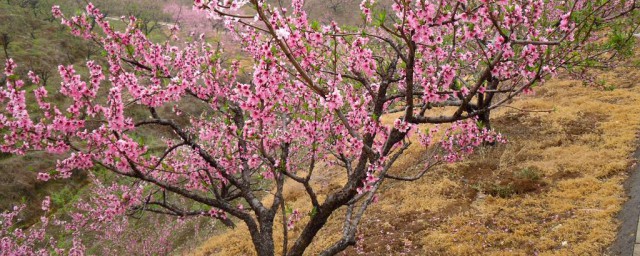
(311, 20, 320, 31)
(308, 207, 318, 217)
(126, 45, 135, 56)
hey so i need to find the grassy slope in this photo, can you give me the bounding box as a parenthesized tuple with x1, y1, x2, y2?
(0, 0, 195, 246)
(0, 1, 91, 225)
(192, 50, 640, 255)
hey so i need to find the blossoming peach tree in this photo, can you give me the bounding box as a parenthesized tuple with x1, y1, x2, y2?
(1, 0, 638, 255)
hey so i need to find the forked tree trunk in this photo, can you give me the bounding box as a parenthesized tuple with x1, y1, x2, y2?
(251, 221, 275, 256)
(478, 78, 499, 142)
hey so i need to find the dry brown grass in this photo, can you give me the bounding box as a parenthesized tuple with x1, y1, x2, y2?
(191, 63, 640, 256)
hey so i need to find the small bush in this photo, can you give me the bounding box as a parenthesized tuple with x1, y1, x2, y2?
(516, 168, 541, 181)
(489, 184, 515, 198)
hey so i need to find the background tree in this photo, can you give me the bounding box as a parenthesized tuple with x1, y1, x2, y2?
(0, 1, 91, 78)
(90, 0, 174, 35)
(324, 0, 349, 13)
(0, 33, 11, 59)
(163, 2, 224, 35)
(1, 0, 639, 256)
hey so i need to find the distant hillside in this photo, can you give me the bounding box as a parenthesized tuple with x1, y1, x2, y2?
(0, 1, 94, 225)
(0, 0, 181, 237)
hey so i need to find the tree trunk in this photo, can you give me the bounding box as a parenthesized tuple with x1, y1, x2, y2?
(286, 208, 333, 256)
(287, 150, 371, 256)
(482, 78, 499, 130)
(245, 211, 278, 256)
(478, 78, 499, 145)
(1, 33, 10, 59)
(250, 224, 275, 256)
(479, 109, 492, 130)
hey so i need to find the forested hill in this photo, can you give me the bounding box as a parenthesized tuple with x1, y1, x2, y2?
(0, 1, 225, 254)
(1, 1, 87, 86)
(0, 0, 178, 81)
(0, 0, 90, 224)
(0, 0, 177, 230)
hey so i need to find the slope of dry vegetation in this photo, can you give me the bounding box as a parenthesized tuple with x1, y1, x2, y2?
(192, 52, 640, 255)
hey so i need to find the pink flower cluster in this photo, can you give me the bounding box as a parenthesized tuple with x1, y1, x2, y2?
(287, 209, 302, 230)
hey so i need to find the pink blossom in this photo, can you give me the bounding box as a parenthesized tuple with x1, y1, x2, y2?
(37, 172, 50, 181)
(41, 196, 51, 212)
